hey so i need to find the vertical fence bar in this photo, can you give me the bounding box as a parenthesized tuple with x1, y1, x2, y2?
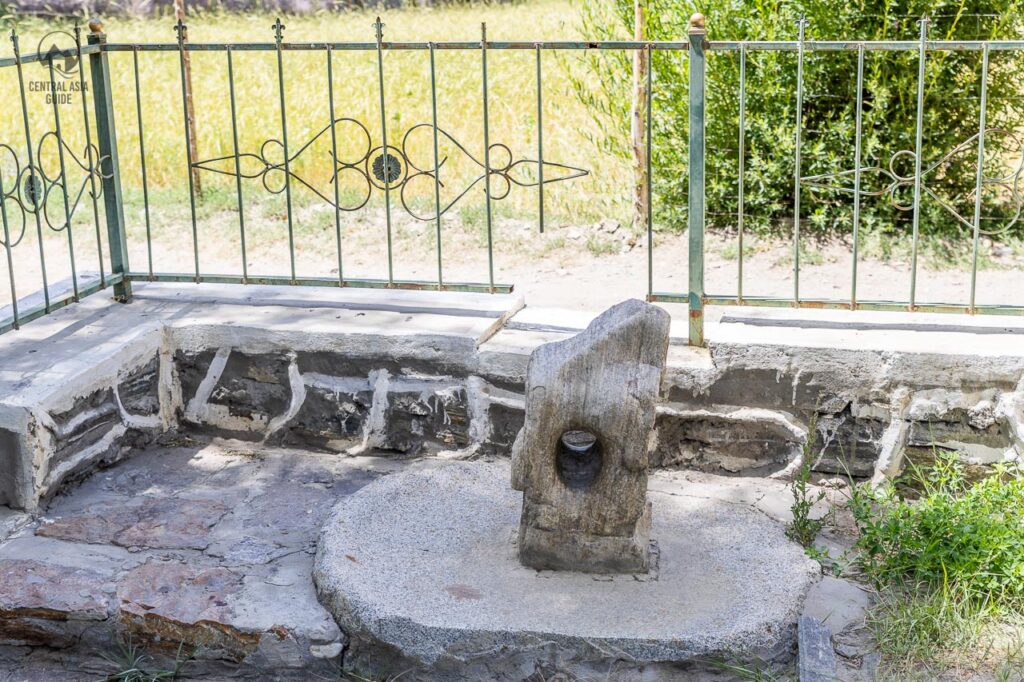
(273, 19, 296, 283)
(969, 43, 990, 313)
(737, 43, 746, 303)
(481, 23, 495, 293)
(851, 43, 865, 308)
(11, 29, 50, 311)
(374, 18, 394, 287)
(792, 16, 806, 306)
(87, 21, 131, 301)
(428, 43, 444, 288)
(645, 42, 653, 301)
(909, 17, 929, 308)
(535, 44, 545, 234)
(0, 155, 18, 328)
(132, 48, 154, 279)
(175, 19, 200, 283)
(326, 46, 341, 286)
(75, 24, 105, 289)
(687, 14, 706, 346)
(227, 48, 248, 283)
(47, 58, 79, 300)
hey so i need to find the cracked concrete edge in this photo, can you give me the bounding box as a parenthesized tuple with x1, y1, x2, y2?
(0, 307, 502, 510)
(0, 326, 170, 510)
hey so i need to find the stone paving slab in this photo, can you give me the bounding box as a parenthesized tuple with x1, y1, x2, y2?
(0, 440, 408, 680)
(37, 497, 229, 550)
(0, 438, 868, 680)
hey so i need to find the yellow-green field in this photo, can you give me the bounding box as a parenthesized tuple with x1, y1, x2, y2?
(1, 2, 1022, 311)
(0, 1, 639, 292)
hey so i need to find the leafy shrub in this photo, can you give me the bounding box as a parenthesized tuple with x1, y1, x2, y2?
(575, 0, 1024, 239)
(849, 450, 1024, 606)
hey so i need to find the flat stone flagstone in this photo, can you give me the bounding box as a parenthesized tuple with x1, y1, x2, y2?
(0, 440, 404, 680)
(314, 460, 820, 680)
(0, 559, 111, 648)
(36, 497, 229, 550)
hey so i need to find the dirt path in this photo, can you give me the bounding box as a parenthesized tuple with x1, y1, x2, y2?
(3, 205, 1023, 314)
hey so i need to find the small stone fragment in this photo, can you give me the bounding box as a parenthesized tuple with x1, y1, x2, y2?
(309, 641, 343, 659)
(799, 615, 838, 682)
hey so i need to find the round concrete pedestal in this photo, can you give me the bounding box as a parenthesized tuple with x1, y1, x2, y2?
(314, 462, 818, 681)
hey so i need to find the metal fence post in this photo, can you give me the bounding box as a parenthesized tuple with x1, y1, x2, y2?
(687, 13, 706, 346)
(87, 19, 131, 302)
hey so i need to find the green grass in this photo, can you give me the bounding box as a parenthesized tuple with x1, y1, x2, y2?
(100, 636, 194, 681)
(719, 239, 757, 261)
(868, 584, 1024, 679)
(0, 2, 630, 230)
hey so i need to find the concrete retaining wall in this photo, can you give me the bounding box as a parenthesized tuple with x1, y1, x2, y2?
(2, 287, 1022, 511)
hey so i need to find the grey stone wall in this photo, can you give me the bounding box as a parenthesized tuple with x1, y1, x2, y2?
(3, 314, 1022, 511)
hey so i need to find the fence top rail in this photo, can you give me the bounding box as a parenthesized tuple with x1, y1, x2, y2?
(0, 42, 101, 69)
(8, 38, 1013, 60)
(709, 39, 1024, 51)
(100, 40, 692, 52)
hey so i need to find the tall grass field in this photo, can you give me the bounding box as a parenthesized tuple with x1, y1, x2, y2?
(0, 1, 633, 292)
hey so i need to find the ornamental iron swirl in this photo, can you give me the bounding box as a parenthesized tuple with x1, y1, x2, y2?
(802, 129, 1024, 236)
(0, 134, 108, 249)
(192, 118, 589, 221)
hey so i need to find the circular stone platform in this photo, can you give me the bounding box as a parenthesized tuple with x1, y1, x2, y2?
(314, 462, 818, 680)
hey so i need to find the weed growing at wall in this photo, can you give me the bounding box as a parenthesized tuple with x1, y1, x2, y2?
(850, 451, 1024, 602)
(786, 420, 825, 548)
(848, 450, 1024, 675)
(100, 636, 195, 681)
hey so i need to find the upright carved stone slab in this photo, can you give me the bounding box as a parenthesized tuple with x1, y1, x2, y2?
(511, 299, 671, 573)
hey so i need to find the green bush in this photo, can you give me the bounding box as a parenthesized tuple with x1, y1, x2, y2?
(575, 0, 1024, 239)
(849, 451, 1024, 606)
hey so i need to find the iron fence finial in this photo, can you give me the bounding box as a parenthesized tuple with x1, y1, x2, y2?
(273, 17, 285, 43)
(88, 18, 104, 35)
(688, 13, 705, 34)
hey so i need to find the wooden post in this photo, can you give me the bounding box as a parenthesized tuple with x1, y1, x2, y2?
(630, 0, 648, 232)
(175, 0, 202, 196)
(688, 13, 707, 346)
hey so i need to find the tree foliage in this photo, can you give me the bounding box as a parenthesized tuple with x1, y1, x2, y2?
(575, 0, 1024, 239)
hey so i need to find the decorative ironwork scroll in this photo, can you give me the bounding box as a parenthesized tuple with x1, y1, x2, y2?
(0, 135, 108, 248)
(193, 118, 589, 221)
(802, 130, 1024, 236)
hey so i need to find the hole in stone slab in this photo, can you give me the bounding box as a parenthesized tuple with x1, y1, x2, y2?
(556, 430, 602, 490)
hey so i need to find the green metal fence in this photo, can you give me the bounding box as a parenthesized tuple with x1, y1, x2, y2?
(0, 14, 1022, 344)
